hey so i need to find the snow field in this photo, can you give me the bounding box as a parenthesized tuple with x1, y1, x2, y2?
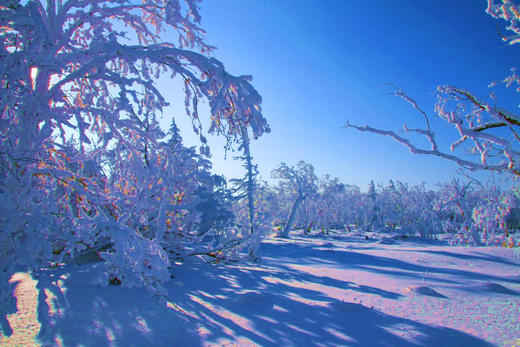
(3, 230, 518, 346)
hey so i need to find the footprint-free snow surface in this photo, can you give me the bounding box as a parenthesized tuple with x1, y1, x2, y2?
(2, 231, 520, 346)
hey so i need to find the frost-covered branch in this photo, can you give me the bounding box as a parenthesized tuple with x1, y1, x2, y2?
(346, 0, 520, 178)
(0, 0, 269, 335)
(346, 83, 520, 176)
(487, 0, 520, 44)
(345, 99, 515, 175)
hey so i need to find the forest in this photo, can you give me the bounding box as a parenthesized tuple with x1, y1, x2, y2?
(1, 0, 520, 345)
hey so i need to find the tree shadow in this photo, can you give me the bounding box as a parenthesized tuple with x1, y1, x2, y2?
(28, 237, 514, 346)
(167, 258, 491, 346)
(33, 264, 200, 346)
(411, 249, 520, 268)
(260, 242, 520, 286)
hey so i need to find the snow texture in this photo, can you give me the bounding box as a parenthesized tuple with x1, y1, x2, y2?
(2, 230, 519, 346)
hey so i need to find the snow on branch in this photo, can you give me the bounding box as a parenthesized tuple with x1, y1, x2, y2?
(346, 1, 520, 178)
(345, 84, 520, 176)
(0, 0, 270, 326)
(487, 0, 520, 44)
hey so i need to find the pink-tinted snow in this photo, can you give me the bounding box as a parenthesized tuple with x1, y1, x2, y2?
(1, 230, 519, 346)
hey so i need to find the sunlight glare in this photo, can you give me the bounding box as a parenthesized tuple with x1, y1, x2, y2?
(30, 67, 38, 91)
(0, 272, 40, 346)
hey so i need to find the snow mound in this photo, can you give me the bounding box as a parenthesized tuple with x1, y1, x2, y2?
(375, 237, 398, 245)
(345, 231, 365, 238)
(406, 286, 448, 298)
(375, 235, 408, 245)
(466, 282, 518, 295)
(316, 242, 336, 250)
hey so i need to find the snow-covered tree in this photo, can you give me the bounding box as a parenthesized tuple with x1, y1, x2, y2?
(229, 129, 264, 261)
(433, 178, 519, 245)
(447, 181, 519, 246)
(395, 182, 437, 237)
(377, 180, 403, 230)
(362, 180, 380, 231)
(271, 161, 318, 237)
(0, 0, 269, 336)
(308, 175, 350, 233)
(434, 179, 478, 239)
(252, 180, 288, 232)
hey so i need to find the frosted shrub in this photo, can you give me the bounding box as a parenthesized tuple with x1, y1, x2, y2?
(471, 186, 520, 246)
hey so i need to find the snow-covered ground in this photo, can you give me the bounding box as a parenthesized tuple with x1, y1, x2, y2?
(2, 231, 520, 346)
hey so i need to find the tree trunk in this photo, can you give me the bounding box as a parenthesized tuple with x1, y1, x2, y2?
(240, 127, 255, 234)
(240, 127, 260, 261)
(281, 195, 303, 238)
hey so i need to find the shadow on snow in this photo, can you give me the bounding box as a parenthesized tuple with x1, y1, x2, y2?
(168, 254, 491, 346)
(33, 265, 200, 346)
(29, 236, 510, 346)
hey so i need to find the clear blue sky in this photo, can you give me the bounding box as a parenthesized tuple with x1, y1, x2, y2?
(161, 0, 520, 190)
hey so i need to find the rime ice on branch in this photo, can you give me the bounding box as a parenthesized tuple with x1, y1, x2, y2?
(0, 0, 268, 336)
(346, 0, 520, 177)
